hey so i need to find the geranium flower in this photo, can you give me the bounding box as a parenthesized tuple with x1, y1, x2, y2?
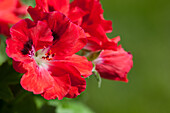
(29, 0, 133, 83)
(0, 0, 27, 36)
(6, 11, 92, 100)
(93, 36, 133, 82)
(31, 0, 115, 51)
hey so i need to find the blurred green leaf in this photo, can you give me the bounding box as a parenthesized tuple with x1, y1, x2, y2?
(13, 94, 38, 113)
(48, 100, 94, 113)
(0, 62, 21, 101)
(21, 0, 36, 7)
(57, 101, 94, 113)
(0, 62, 21, 84)
(0, 35, 8, 66)
(0, 85, 13, 101)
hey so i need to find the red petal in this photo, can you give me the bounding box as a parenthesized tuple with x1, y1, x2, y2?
(35, 0, 69, 15)
(0, 0, 27, 24)
(20, 61, 54, 94)
(65, 54, 93, 78)
(6, 37, 32, 62)
(48, 0, 69, 16)
(13, 60, 27, 73)
(28, 6, 47, 22)
(41, 74, 71, 100)
(28, 20, 53, 50)
(46, 12, 87, 56)
(43, 61, 86, 99)
(95, 47, 133, 82)
(0, 0, 17, 11)
(6, 19, 53, 61)
(68, 6, 87, 25)
(0, 12, 21, 24)
(84, 35, 102, 51)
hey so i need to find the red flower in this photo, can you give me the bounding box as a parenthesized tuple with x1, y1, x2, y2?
(94, 36, 133, 82)
(0, 0, 27, 36)
(6, 11, 92, 100)
(33, 0, 115, 51)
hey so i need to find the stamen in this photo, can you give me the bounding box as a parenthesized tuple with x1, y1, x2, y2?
(42, 50, 56, 61)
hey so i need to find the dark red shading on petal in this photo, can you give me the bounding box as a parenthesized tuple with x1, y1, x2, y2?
(69, 0, 113, 51)
(70, 0, 112, 33)
(20, 61, 54, 94)
(46, 12, 87, 56)
(35, 0, 69, 15)
(48, 0, 69, 15)
(42, 61, 86, 100)
(68, 6, 87, 25)
(6, 19, 53, 62)
(27, 6, 47, 22)
(83, 35, 102, 51)
(13, 60, 27, 73)
(35, 0, 48, 12)
(0, 22, 10, 36)
(42, 73, 71, 100)
(95, 46, 133, 82)
(65, 54, 93, 78)
(64, 65, 86, 98)
(28, 20, 53, 51)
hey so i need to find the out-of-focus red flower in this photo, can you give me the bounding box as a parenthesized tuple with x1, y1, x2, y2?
(94, 36, 133, 82)
(0, 0, 27, 36)
(34, 0, 115, 51)
(6, 11, 92, 100)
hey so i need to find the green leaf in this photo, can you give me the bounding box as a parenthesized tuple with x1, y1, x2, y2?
(0, 62, 21, 101)
(0, 62, 21, 84)
(0, 35, 8, 66)
(13, 94, 38, 113)
(21, 0, 36, 6)
(0, 85, 13, 101)
(56, 101, 94, 113)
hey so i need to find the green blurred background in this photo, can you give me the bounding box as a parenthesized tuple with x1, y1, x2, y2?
(80, 0, 170, 113)
(1, 0, 170, 113)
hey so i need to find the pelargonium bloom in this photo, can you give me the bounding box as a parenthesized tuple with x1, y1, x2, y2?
(32, 0, 115, 51)
(0, 0, 27, 36)
(31, 0, 133, 82)
(93, 36, 133, 82)
(6, 11, 92, 100)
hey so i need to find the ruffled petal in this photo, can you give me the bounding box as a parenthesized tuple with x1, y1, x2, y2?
(43, 61, 86, 99)
(46, 12, 87, 56)
(6, 19, 53, 62)
(20, 61, 54, 94)
(65, 54, 93, 78)
(48, 0, 69, 15)
(41, 74, 71, 100)
(35, 0, 69, 15)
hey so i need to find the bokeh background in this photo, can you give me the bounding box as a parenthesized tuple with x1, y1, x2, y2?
(81, 0, 170, 113)
(0, 0, 170, 113)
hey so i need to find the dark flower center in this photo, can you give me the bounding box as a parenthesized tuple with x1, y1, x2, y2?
(21, 39, 33, 55)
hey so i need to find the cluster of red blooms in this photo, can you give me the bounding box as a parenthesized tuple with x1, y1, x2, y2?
(1, 0, 133, 100)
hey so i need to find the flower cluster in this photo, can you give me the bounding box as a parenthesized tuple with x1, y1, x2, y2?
(3, 0, 133, 100)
